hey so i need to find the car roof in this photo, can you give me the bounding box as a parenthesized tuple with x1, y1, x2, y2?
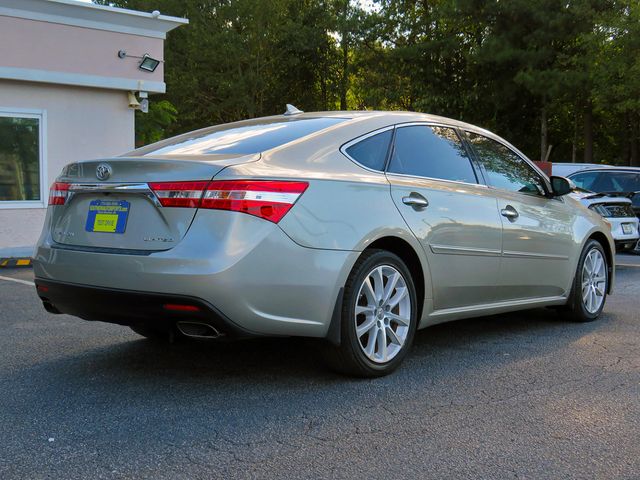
(295, 110, 487, 130)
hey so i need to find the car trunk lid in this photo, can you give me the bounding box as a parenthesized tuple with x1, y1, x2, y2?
(50, 155, 258, 251)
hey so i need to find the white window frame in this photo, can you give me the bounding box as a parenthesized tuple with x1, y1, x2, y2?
(0, 107, 47, 209)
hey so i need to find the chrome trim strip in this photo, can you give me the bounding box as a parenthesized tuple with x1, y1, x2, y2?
(429, 244, 569, 260)
(502, 250, 569, 260)
(430, 295, 567, 317)
(384, 171, 488, 188)
(429, 244, 501, 257)
(66, 183, 161, 207)
(68, 183, 153, 193)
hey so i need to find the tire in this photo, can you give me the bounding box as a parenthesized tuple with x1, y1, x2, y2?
(563, 239, 609, 322)
(322, 249, 418, 377)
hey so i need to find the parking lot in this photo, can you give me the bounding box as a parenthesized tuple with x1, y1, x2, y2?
(1, 254, 639, 479)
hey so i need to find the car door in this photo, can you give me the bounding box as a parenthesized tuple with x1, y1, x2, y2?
(386, 124, 504, 311)
(464, 131, 576, 301)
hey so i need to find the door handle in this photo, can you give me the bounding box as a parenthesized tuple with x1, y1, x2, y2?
(501, 205, 519, 221)
(402, 192, 429, 210)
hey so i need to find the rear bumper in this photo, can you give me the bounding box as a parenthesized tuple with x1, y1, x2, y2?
(34, 210, 359, 337)
(35, 279, 253, 338)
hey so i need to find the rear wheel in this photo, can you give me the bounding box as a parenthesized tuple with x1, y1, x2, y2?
(323, 250, 418, 377)
(563, 239, 609, 322)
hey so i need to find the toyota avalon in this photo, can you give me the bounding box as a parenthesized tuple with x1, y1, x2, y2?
(34, 109, 615, 377)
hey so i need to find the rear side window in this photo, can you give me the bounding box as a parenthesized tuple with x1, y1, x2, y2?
(345, 130, 393, 171)
(134, 117, 346, 156)
(387, 125, 477, 183)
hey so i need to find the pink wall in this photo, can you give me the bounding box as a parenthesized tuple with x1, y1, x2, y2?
(0, 79, 135, 250)
(0, 15, 164, 82)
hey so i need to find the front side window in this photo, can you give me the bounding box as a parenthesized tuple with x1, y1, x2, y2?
(344, 129, 393, 171)
(569, 171, 600, 191)
(387, 125, 477, 183)
(0, 113, 42, 203)
(466, 132, 546, 195)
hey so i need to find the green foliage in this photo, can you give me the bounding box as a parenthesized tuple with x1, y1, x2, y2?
(96, 0, 640, 165)
(135, 100, 178, 147)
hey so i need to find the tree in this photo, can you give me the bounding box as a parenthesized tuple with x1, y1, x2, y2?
(95, 0, 640, 166)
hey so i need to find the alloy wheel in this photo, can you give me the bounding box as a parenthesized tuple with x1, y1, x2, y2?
(354, 265, 411, 363)
(581, 248, 606, 314)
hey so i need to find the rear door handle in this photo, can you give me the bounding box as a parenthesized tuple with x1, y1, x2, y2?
(501, 205, 519, 221)
(402, 192, 429, 210)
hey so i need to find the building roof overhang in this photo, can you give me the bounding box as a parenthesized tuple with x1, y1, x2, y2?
(0, 0, 188, 39)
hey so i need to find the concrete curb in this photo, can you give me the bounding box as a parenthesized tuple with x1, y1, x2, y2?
(0, 258, 33, 268)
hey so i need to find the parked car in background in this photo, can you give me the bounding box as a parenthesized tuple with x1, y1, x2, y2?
(34, 110, 615, 377)
(567, 167, 640, 218)
(569, 188, 639, 250)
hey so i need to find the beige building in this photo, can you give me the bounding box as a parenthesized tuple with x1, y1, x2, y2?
(0, 0, 187, 257)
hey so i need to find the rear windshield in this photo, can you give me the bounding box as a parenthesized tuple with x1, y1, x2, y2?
(133, 117, 346, 156)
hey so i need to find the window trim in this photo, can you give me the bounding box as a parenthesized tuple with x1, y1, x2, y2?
(461, 127, 553, 198)
(339, 125, 395, 174)
(0, 107, 47, 209)
(384, 121, 484, 187)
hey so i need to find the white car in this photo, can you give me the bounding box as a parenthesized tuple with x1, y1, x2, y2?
(570, 189, 639, 250)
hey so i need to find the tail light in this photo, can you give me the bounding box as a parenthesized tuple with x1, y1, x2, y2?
(48, 182, 70, 205)
(201, 180, 308, 223)
(148, 181, 209, 208)
(148, 180, 308, 223)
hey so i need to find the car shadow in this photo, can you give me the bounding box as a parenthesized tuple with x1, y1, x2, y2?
(22, 307, 608, 387)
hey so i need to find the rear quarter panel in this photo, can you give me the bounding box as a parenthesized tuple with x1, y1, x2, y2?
(221, 116, 437, 320)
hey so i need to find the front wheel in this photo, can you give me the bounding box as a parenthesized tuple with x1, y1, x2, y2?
(322, 249, 418, 377)
(564, 239, 609, 322)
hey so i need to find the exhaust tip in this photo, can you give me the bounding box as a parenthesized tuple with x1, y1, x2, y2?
(41, 300, 61, 315)
(176, 321, 223, 339)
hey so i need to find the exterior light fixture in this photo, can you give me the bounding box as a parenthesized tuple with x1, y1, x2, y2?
(139, 54, 160, 73)
(117, 50, 161, 73)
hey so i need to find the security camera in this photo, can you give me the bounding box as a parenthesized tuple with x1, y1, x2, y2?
(139, 98, 149, 114)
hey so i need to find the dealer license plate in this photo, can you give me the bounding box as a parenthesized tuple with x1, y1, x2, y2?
(85, 200, 130, 234)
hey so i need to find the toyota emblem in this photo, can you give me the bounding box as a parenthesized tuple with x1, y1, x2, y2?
(95, 163, 112, 181)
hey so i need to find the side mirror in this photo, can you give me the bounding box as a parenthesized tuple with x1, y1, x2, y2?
(550, 176, 574, 197)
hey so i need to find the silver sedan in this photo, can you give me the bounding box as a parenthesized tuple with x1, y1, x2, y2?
(34, 110, 614, 377)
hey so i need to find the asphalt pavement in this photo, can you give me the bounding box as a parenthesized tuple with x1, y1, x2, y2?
(1, 255, 639, 479)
